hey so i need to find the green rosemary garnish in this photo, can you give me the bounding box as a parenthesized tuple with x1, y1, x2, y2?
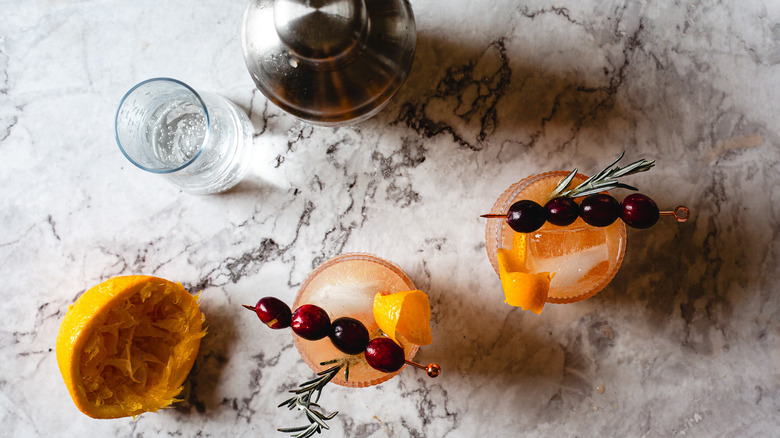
(277, 360, 349, 438)
(550, 151, 655, 198)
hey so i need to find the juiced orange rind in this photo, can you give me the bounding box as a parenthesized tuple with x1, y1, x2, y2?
(56, 276, 205, 419)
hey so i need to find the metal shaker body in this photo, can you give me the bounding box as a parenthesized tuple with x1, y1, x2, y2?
(242, 0, 416, 126)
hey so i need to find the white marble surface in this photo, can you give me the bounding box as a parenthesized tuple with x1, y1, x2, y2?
(2, 0, 779, 436)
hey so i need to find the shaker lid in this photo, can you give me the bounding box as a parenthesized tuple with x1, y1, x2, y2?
(274, 0, 367, 62)
(242, 0, 416, 125)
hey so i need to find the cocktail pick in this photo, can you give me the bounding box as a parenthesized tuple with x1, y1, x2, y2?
(405, 360, 441, 378)
(481, 206, 689, 222)
(660, 206, 689, 222)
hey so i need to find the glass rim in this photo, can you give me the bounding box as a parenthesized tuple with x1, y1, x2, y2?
(114, 77, 211, 174)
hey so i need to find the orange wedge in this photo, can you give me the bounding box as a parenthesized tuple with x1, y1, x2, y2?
(511, 231, 528, 268)
(497, 249, 554, 314)
(56, 276, 205, 419)
(373, 290, 432, 345)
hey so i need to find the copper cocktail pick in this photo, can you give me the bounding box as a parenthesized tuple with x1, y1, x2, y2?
(405, 360, 441, 378)
(660, 206, 689, 222)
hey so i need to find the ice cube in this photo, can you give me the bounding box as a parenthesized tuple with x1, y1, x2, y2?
(527, 226, 608, 258)
(528, 243, 609, 290)
(527, 225, 611, 291)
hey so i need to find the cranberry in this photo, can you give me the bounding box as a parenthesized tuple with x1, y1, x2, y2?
(329, 317, 369, 355)
(291, 304, 331, 341)
(253, 297, 292, 329)
(506, 200, 546, 233)
(364, 337, 405, 373)
(544, 197, 580, 226)
(580, 194, 621, 227)
(621, 193, 660, 229)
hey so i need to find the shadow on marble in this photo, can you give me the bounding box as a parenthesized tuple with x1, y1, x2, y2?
(224, 173, 276, 196)
(415, 195, 765, 400)
(595, 196, 767, 356)
(381, 31, 627, 153)
(174, 302, 236, 415)
(418, 273, 571, 391)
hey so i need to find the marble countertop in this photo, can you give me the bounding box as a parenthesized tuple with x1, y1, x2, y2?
(2, 0, 779, 436)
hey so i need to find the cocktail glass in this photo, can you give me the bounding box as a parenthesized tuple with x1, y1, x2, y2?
(485, 171, 626, 303)
(115, 78, 254, 194)
(292, 253, 419, 387)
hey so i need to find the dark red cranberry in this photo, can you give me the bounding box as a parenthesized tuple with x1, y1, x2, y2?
(329, 317, 369, 355)
(580, 194, 621, 227)
(253, 297, 292, 329)
(506, 200, 546, 233)
(621, 193, 660, 229)
(364, 337, 405, 373)
(544, 197, 580, 226)
(291, 304, 331, 341)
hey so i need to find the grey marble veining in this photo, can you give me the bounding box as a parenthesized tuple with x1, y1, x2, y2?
(1, 0, 779, 436)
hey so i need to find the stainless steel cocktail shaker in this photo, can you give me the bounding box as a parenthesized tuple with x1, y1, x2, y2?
(242, 0, 416, 126)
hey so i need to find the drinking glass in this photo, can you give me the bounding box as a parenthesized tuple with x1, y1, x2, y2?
(485, 171, 627, 303)
(292, 253, 419, 387)
(115, 78, 253, 194)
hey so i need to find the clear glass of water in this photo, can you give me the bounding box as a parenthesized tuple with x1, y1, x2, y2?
(115, 78, 253, 194)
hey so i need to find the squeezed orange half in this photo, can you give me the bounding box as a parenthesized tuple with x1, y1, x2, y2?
(56, 276, 205, 418)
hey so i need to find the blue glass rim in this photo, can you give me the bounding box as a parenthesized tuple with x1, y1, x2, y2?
(114, 77, 211, 174)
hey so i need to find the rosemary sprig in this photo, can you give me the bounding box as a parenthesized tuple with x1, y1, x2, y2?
(550, 151, 655, 198)
(277, 360, 349, 438)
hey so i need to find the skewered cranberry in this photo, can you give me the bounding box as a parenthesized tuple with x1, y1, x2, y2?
(329, 317, 369, 355)
(506, 200, 546, 233)
(580, 194, 621, 227)
(544, 197, 580, 226)
(621, 193, 660, 229)
(291, 304, 331, 341)
(252, 297, 292, 329)
(364, 337, 405, 373)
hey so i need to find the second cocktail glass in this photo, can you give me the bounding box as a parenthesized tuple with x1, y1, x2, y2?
(292, 253, 419, 387)
(485, 171, 627, 303)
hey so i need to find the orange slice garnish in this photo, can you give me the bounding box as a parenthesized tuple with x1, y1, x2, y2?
(497, 249, 554, 314)
(372, 290, 432, 345)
